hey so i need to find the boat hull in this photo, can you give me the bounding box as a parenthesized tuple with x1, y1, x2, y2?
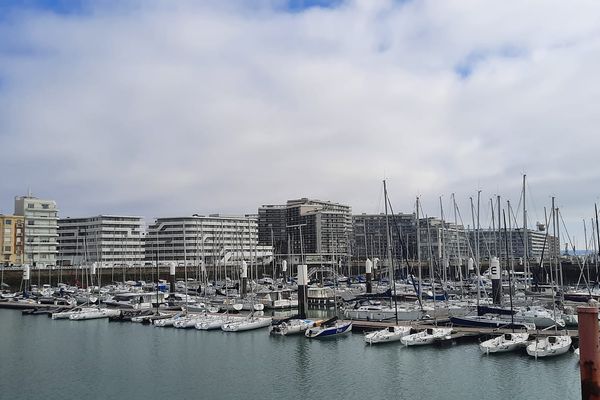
(364, 326, 411, 345)
(479, 333, 529, 354)
(222, 318, 272, 332)
(526, 336, 572, 358)
(305, 321, 352, 339)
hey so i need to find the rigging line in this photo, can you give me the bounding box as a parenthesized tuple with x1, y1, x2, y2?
(508, 201, 527, 251)
(418, 205, 443, 285)
(479, 198, 494, 260)
(514, 184, 524, 222)
(525, 180, 542, 227)
(386, 195, 423, 311)
(558, 209, 592, 293)
(536, 206, 553, 285)
(375, 184, 384, 214)
(454, 199, 479, 269)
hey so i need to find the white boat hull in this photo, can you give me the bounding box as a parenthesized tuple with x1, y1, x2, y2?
(364, 326, 411, 345)
(69, 308, 119, 320)
(479, 333, 529, 354)
(222, 317, 272, 332)
(270, 319, 313, 336)
(52, 307, 98, 320)
(401, 328, 452, 346)
(526, 335, 572, 358)
(196, 318, 228, 330)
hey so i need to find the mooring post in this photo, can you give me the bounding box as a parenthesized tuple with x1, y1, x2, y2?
(282, 260, 287, 284)
(297, 264, 308, 319)
(490, 257, 502, 305)
(169, 262, 176, 293)
(578, 302, 600, 400)
(365, 258, 373, 294)
(22, 264, 30, 298)
(240, 260, 248, 298)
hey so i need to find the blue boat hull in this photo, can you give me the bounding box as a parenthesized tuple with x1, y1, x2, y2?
(450, 316, 529, 330)
(305, 322, 352, 338)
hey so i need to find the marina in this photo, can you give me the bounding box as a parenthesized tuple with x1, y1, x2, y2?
(4, 0, 600, 398)
(0, 307, 581, 400)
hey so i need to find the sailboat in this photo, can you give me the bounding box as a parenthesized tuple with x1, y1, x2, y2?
(221, 312, 271, 332)
(364, 180, 411, 345)
(364, 325, 411, 345)
(400, 326, 453, 346)
(526, 335, 572, 358)
(480, 332, 530, 354)
(478, 209, 530, 355)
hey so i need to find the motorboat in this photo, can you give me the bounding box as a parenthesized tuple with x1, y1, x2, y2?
(270, 318, 314, 336)
(304, 317, 352, 339)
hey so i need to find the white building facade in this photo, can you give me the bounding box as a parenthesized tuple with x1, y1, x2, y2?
(14, 195, 59, 267)
(144, 214, 273, 267)
(57, 215, 144, 266)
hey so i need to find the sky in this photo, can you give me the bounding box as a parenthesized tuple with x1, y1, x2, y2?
(1, 0, 600, 247)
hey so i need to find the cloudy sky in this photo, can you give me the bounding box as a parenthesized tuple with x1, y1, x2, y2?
(1, 0, 599, 246)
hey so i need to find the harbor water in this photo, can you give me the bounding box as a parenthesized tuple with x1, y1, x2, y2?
(0, 309, 580, 400)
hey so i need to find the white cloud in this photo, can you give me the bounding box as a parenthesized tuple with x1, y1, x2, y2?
(0, 0, 599, 245)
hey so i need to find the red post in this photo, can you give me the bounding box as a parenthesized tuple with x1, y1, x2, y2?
(578, 304, 600, 400)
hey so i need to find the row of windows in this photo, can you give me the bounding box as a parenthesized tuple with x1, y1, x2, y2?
(27, 203, 52, 209)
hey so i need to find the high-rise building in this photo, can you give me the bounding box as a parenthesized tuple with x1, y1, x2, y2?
(57, 215, 144, 266)
(469, 228, 558, 262)
(258, 198, 352, 265)
(144, 214, 272, 266)
(14, 195, 58, 267)
(351, 213, 469, 266)
(352, 213, 416, 261)
(258, 205, 287, 254)
(0, 215, 25, 266)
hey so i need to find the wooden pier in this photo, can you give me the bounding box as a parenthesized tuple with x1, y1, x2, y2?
(350, 319, 580, 342)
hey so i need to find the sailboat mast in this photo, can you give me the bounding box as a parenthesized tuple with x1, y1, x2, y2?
(452, 194, 464, 298)
(440, 197, 447, 283)
(522, 175, 529, 293)
(183, 218, 188, 310)
(497, 195, 501, 258)
(470, 195, 481, 307)
(502, 210, 515, 332)
(426, 214, 436, 323)
(557, 207, 564, 292)
(416, 197, 422, 305)
(383, 180, 398, 325)
(595, 204, 600, 283)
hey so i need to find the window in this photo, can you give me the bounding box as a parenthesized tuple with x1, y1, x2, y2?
(5, 220, 11, 225)
(4, 245, 10, 252)
(27, 220, 34, 225)
(27, 204, 34, 209)
(42, 204, 49, 209)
